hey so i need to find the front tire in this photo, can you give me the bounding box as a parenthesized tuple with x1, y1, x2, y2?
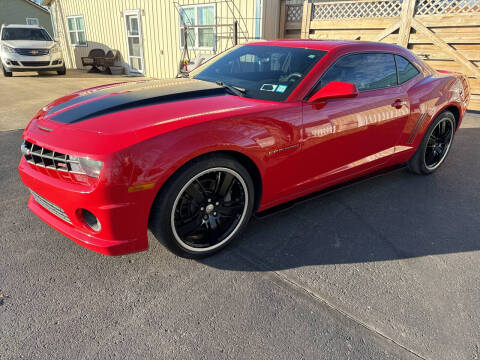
(408, 111, 456, 175)
(2, 64, 12, 77)
(57, 66, 66, 75)
(150, 155, 255, 257)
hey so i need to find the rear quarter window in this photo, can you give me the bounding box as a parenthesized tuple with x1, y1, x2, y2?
(395, 55, 420, 84)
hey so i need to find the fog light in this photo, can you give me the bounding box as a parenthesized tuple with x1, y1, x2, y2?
(80, 209, 101, 232)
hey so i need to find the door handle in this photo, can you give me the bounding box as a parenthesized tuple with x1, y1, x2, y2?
(392, 99, 407, 109)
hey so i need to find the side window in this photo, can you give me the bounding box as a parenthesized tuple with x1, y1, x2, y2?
(26, 18, 39, 26)
(67, 15, 87, 46)
(395, 55, 420, 84)
(317, 53, 397, 92)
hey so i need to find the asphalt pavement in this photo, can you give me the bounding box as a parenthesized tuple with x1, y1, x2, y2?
(1, 98, 479, 358)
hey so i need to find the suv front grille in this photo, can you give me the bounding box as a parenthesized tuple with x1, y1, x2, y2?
(31, 190, 71, 224)
(21, 141, 86, 175)
(20, 61, 50, 67)
(16, 48, 49, 56)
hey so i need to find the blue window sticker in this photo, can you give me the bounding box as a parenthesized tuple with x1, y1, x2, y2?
(276, 85, 288, 93)
(260, 84, 278, 92)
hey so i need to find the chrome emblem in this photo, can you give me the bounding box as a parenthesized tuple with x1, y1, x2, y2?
(21, 143, 31, 156)
(30, 50, 39, 55)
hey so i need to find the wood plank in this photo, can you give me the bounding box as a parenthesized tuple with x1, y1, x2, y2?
(279, 0, 286, 38)
(429, 27, 480, 34)
(423, 60, 480, 77)
(416, 14, 480, 27)
(285, 22, 302, 30)
(411, 48, 480, 62)
(309, 18, 397, 30)
(398, 0, 416, 46)
(374, 20, 400, 42)
(313, 0, 391, 4)
(410, 32, 480, 44)
(301, 1, 312, 39)
(469, 78, 480, 93)
(411, 18, 480, 77)
(468, 95, 480, 111)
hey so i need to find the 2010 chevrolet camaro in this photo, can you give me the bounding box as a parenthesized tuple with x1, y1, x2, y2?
(18, 40, 470, 257)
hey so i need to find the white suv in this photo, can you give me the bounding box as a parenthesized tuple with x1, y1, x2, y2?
(1, 24, 65, 77)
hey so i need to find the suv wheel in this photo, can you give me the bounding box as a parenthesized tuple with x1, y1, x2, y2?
(57, 65, 66, 75)
(2, 64, 12, 77)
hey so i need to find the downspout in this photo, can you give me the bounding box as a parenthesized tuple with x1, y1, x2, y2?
(55, 0, 73, 68)
(255, 0, 263, 39)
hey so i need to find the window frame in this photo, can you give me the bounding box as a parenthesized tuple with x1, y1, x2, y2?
(26, 18, 39, 26)
(306, 51, 422, 100)
(66, 15, 87, 47)
(178, 3, 217, 51)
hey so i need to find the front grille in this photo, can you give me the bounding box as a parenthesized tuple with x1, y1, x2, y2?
(31, 190, 71, 224)
(16, 48, 49, 56)
(22, 141, 86, 175)
(20, 61, 50, 67)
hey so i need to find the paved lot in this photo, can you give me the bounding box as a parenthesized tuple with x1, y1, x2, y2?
(0, 71, 479, 359)
(0, 70, 143, 131)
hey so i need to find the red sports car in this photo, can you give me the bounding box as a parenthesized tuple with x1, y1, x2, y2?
(18, 40, 470, 257)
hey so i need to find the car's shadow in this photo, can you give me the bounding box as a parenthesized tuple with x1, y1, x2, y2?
(201, 127, 480, 272)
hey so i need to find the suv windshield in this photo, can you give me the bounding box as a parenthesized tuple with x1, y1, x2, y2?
(1, 28, 52, 41)
(193, 45, 326, 101)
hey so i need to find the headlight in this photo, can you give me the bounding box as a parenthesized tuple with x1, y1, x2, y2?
(50, 45, 61, 54)
(1, 44, 15, 53)
(69, 156, 103, 178)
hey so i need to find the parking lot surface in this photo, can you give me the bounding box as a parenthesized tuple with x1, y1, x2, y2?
(0, 70, 143, 131)
(1, 72, 479, 359)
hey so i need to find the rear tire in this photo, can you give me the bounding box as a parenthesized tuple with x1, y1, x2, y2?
(2, 64, 12, 77)
(149, 155, 255, 258)
(408, 111, 456, 175)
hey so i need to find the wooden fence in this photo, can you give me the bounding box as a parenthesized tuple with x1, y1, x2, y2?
(280, 0, 480, 111)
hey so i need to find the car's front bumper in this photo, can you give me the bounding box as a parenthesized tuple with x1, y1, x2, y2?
(1, 52, 64, 72)
(18, 156, 149, 255)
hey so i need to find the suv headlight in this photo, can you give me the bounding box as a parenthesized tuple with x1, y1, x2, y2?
(69, 156, 103, 178)
(50, 44, 61, 54)
(1, 44, 15, 53)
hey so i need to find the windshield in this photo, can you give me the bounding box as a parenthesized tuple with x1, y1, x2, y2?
(193, 44, 326, 101)
(1, 28, 52, 41)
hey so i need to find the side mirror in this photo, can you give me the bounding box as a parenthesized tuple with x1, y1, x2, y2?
(308, 81, 359, 103)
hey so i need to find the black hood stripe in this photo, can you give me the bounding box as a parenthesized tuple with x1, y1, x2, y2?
(48, 79, 226, 124)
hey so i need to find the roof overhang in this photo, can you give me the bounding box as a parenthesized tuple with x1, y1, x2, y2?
(22, 0, 50, 12)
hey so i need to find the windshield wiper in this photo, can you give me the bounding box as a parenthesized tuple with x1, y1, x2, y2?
(215, 81, 246, 97)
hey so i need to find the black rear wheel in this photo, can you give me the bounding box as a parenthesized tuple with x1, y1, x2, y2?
(408, 111, 456, 175)
(150, 155, 255, 257)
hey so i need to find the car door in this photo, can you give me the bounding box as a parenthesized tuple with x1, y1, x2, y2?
(299, 52, 410, 188)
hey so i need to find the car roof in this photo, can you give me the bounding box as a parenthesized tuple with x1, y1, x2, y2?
(248, 39, 404, 53)
(1, 24, 43, 29)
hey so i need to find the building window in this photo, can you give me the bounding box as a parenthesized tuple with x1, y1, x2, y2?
(179, 4, 216, 50)
(26, 18, 39, 26)
(67, 15, 87, 46)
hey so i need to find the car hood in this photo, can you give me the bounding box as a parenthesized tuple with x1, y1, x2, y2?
(2, 40, 54, 49)
(42, 78, 228, 124)
(23, 78, 272, 155)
